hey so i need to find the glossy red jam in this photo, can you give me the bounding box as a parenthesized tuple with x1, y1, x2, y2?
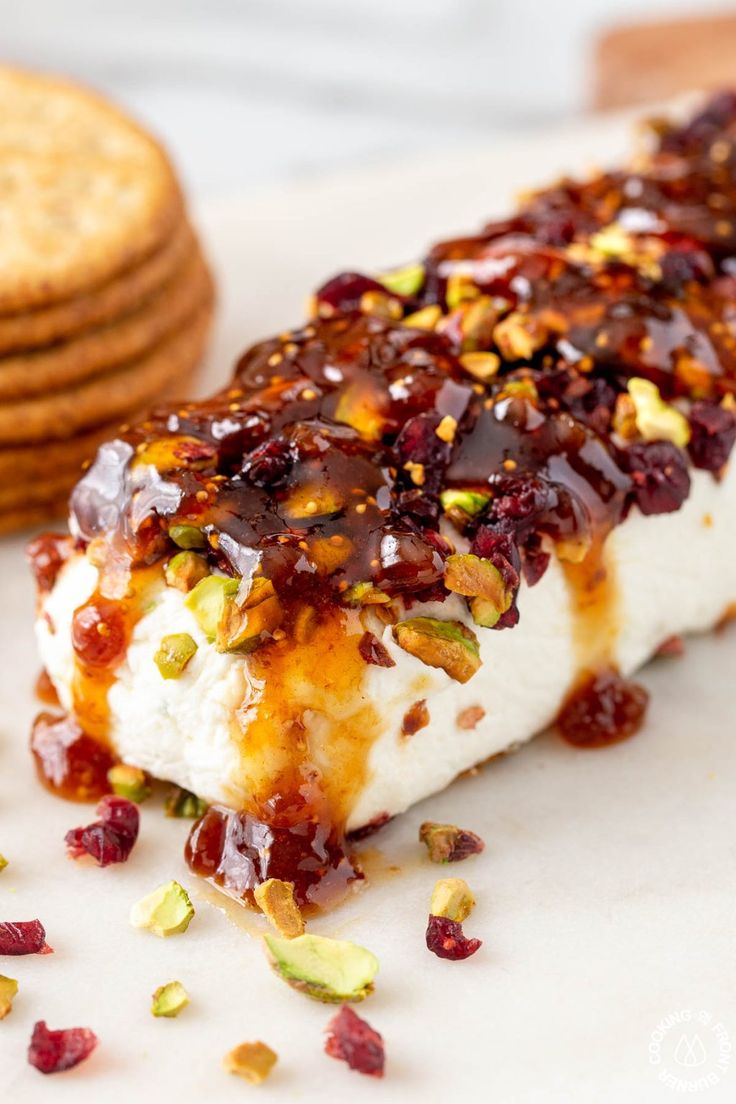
(30, 713, 116, 802)
(557, 670, 650, 748)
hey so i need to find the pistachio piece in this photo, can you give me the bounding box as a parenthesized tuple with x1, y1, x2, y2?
(444, 553, 513, 628)
(435, 415, 458, 443)
(254, 879, 304, 939)
(334, 379, 386, 441)
(431, 877, 475, 922)
(359, 289, 403, 320)
(164, 786, 208, 819)
(0, 854, 7, 873)
(440, 489, 490, 518)
(459, 351, 501, 381)
(627, 377, 691, 447)
(216, 577, 283, 653)
(343, 581, 392, 607)
(446, 273, 480, 311)
(184, 575, 239, 641)
(107, 764, 150, 803)
(493, 312, 545, 360)
(164, 551, 210, 593)
(393, 617, 481, 683)
(419, 821, 485, 863)
(223, 1041, 278, 1084)
(0, 975, 18, 1019)
(282, 484, 346, 519)
(135, 436, 215, 473)
(263, 932, 378, 1003)
(403, 304, 442, 330)
(376, 262, 424, 298)
(168, 523, 207, 550)
(130, 880, 195, 938)
(154, 633, 198, 679)
(151, 981, 190, 1018)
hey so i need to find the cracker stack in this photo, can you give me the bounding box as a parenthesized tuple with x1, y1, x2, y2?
(0, 67, 215, 535)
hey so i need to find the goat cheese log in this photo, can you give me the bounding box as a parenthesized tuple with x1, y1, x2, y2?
(30, 95, 736, 908)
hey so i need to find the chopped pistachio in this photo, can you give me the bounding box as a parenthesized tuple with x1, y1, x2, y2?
(589, 223, 633, 259)
(164, 786, 208, 819)
(460, 295, 502, 350)
(343, 581, 392, 606)
(184, 575, 239, 641)
(164, 550, 210, 593)
(263, 932, 378, 1003)
(0, 854, 7, 873)
(435, 415, 457, 443)
(376, 262, 425, 298)
(627, 377, 691, 447)
(130, 880, 195, 938)
(493, 312, 544, 361)
(223, 1041, 278, 1084)
(440, 490, 490, 518)
(107, 764, 150, 803)
(419, 821, 485, 863)
(283, 484, 345, 518)
(254, 879, 304, 939)
(444, 553, 513, 628)
(151, 980, 190, 1018)
(359, 289, 403, 320)
(168, 523, 207, 550)
(459, 351, 501, 381)
(135, 436, 214, 473)
(154, 633, 198, 679)
(0, 975, 18, 1019)
(431, 878, 475, 922)
(333, 379, 386, 441)
(404, 461, 425, 486)
(446, 273, 480, 311)
(500, 377, 539, 402)
(393, 616, 481, 683)
(403, 304, 442, 330)
(216, 577, 283, 653)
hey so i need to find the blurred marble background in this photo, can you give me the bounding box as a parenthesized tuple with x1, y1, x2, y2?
(3, 0, 734, 196)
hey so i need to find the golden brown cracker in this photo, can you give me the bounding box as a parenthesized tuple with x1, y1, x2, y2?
(0, 302, 213, 446)
(0, 219, 194, 355)
(0, 248, 213, 400)
(0, 66, 182, 312)
(0, 497, 68, 537)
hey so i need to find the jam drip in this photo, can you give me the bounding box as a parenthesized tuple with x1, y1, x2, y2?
(27, 93, 736, 903)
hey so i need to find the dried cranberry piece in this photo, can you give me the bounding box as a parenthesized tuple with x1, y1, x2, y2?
(65, 795, 139, 866)
(557, 670, 649, 748)
(688, 401, 736, 472)
(395, 413, 452, 493)
(620, 441, 690, 515)
(0, 920, 53, 956)
(242, 437, 296, 487)
(358, 631, 395, 668)
(25, 533, 73, 593)
(394, 488, 440, 530)
(28, 1020, 98, 1074)
(659, 247, 714, 295)
(324, 1005, 385, 1078)
(425, 915, 482, 960)
(470, 527, 522, 625)
(315, 272, 388, 313)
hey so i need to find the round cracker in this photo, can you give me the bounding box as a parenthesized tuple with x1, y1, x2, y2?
(0, 301, 213, 445)
(0, 65, 182, 313)
(0, 219, 194, 355)
(0, 248, 212, 400)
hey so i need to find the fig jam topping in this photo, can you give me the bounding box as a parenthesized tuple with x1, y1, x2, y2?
(31, 94, 736, 908)
(557, 670, 650, 748)
(30, 713, 116, 802)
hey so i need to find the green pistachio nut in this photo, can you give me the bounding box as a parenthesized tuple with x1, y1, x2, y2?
(444, 553, 513, 628)
(343, 581, 392, 607)
(168, 523, 207, 550)
(430, 877, 475, 922)
(439, 490, 490, 519)
(107, 764, 150, 803)
(130, 880, 195, 938)
(392, 616, 481, 683)
(164, 786, 208, 819)
(216, 577, 283, 653)
(627, 377, 691, 447)
(164, 551, 210, 593)
(376, 262, 425, 299)
(154, 633, 198, 679)
(263, 932, 379, 1003)
(0, 975, 18, 1019)
(184, 575, 239, 641)
(151, 980, 190, 1018)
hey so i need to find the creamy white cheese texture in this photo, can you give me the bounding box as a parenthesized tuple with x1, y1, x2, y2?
(37, 463, 736, 830)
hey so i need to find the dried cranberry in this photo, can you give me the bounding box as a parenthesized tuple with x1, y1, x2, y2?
(425, 915, 482, 960)
(28, 1020, 98, 1074)
(346, 813, 393, 842)
(71, 598, 128, 669)
(65, 795, 139, 866)
(620, 441, 690, 515)
(395, 413, 452, 493)
(0, 920, 53, 956)
(242, 437, 295, 487)
(358, 631, 395, 668)
(659, 247, 714, 294)
(688, 401, 736, 472)
(25, 533, 73, 593)
(315, 271, 388, 313)
(557, 670, 649, 748)
(394, 488, 440, 530)
(325, 1005, 385, 1078)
